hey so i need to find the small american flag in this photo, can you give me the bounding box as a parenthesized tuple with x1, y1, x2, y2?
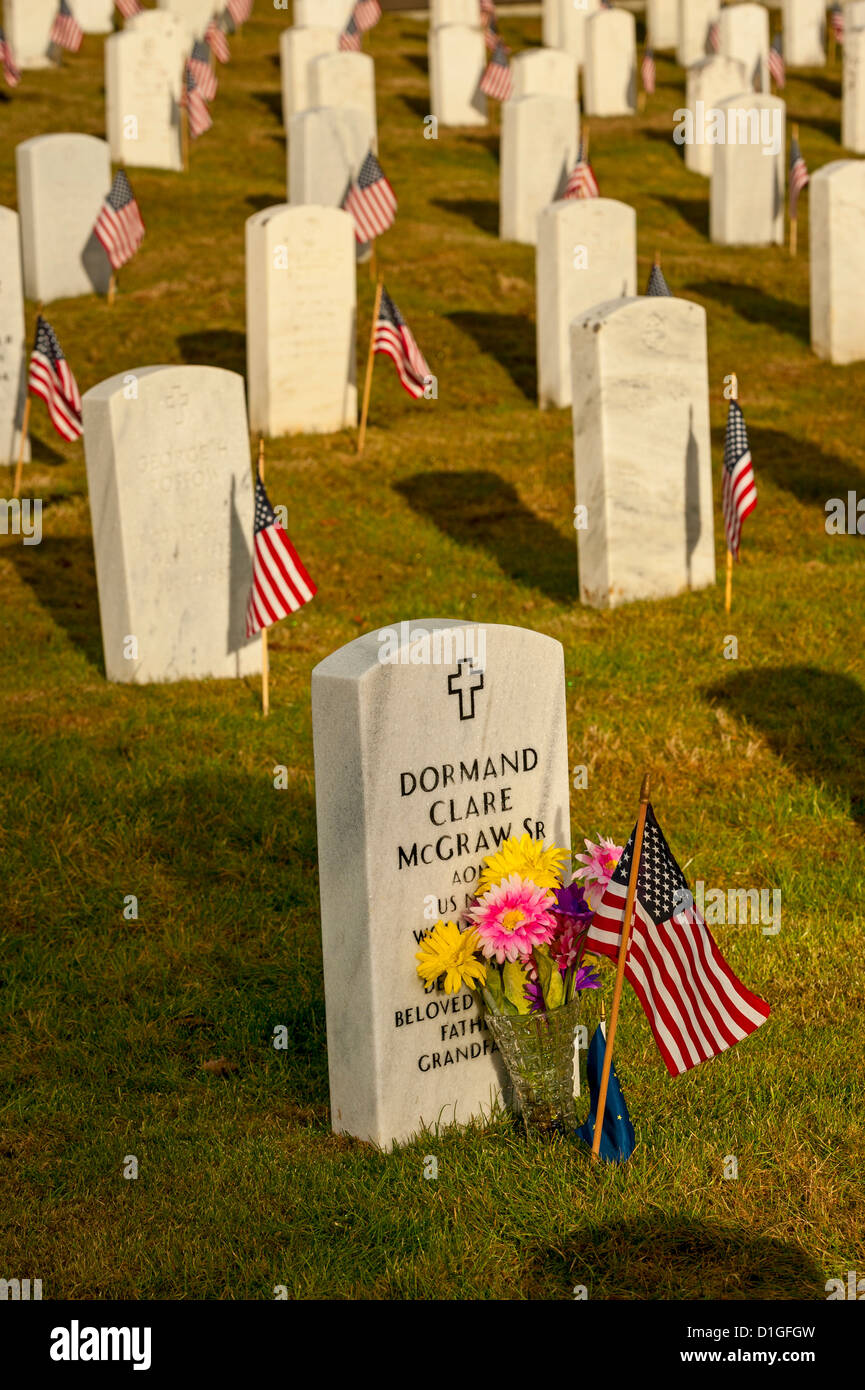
(93, 170, 145, 272)
(50, 0, 84, 53)
(722, 397, 757, 559)
(354, 0, 382, 32)
(708, 20, 720, 54)
(480, 41, 513, 101)
(375, 289, 431, 400)
(183, 67, 212, 139)
(789, 132, 809, 220)
(0, 26, 21, 87)
(483, 13, 501, 53)
(246, 477, 316, 637)
(564, 140, 599, 200)
(343, 150, 397, 243)
(227, 0, 253, 24)
(768, 33, 785, 88)
(115, 0, 142, 18)
(645, 262, 670, 296)
(205, 19, 230, 63)
(188, 41, 217, 101)
(831, 3, 845, 44)
(586, 804, 771, 1077)
(339, 14, 362, 52)
(29, 317, 82, 442)
(641, 46, 656, 95)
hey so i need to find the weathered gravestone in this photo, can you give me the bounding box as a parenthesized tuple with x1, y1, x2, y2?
(3, 0, 56, 69)
(245, 204, 356, 436)
(843, 28, 865, 155)
(677, 0, 720, 68)
(429, 23, 487, 127)
(70, 0, 114, 32)
(288, 106, 372, 207)
(0, 208, 30, 468)
(279, 26, 339, 124)
(647, 0, 679, 50)
(720, 1, 769, 93)
(810, 160, 865, 364)
(106, 29, 184, 172)
(570, 297, 715, 608)
(500, 94, 579, 246)
(311, 620, 572, 1149)
(510, 48, 577, 103)
(781, 0, 825, 66)
(430, 0, 481, 25)
(683, 55, 749, 178)
(156, 0, 218, 41)
(710, 93, 786, 246)
(81, 365, 259, 684)
(543, 0, 602, 65)
(16, 134, 113, 302)
(537, 197, 636, 410)
(583, 7, 637, 117)
(309, 51, 378, 152)
(294, 0, 355, 27)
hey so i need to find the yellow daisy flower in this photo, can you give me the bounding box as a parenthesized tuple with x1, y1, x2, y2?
(476, 833, 568, 895)
(415, 920, 487, 994)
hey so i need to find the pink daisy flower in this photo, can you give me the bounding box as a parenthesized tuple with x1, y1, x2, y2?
(572, 836, 623, 911)
(467, 874, 557, 965)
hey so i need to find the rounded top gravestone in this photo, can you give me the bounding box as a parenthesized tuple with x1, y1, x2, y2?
(16, 133, 113, 302)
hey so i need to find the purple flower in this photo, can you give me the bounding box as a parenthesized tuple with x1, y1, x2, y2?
(552, 882, 592, 919)
(524, 975, 546, 1014)
(571, 965, 601, 992)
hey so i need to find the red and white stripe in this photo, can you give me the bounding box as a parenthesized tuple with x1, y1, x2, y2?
(29, 356, 82, 442)
(93, 200, 145, 272)
(205, 20, 230, 64)
(187, 56, 217, 103)
(246, 524, 316, 636)
(587, 878, 771, 1078)
(354, 0, 381, 31)
(115, 0, 142, 18)
(227, 0, 253, 23)
(50, 4, 84, 53)
(344, 172, 396, 242)
(564, 159, 599, 200)
(480, 46, 512, 101)
(1, 34, 21, 87)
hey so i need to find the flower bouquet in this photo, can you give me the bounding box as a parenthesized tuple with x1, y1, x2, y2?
(415, 833, 622, 1134)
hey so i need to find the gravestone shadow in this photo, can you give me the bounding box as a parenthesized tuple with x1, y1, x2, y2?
(742, 423, 865, 504)
(245, 193, 281, 213)
(9, 533, 104, 672)
(394, 470, 577, 604)
(404, 52, 429, 76)
(177, 329, 246, 378)
(82, 228, 112, 298)
(660, 195, 709, 239)
(431, 197, 499, 236)
(446, 309, 535, 399)
(704, 665, 865, 826)
(808, 74, 841, 100)
(684, 406, 702, 586)
(399, 93, 430, 120)
(464, 133, 501, 166)
(228, 475, 253, 659)
(252, 90, 283, 125)
(527, 1215, 827, 1299)
(687, 280, 810, 346)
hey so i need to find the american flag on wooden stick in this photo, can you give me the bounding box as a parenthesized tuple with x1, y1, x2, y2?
(645, 262, 670, 296)
(768, 33, 785, 88)
(115, 0, 142, 18)
(722, 397, 757, 559)
(480, 41, 513, 101)
(0, 26, 21, 87)
(29, 317, 82, 442)
(830, 2, 844, 43)
(93, 169, 145, 272)
(50, 0, 83, 53)
(343, 150, 397, 242)
(354, 0, 382, 32)
(245, 477, 316, 637)
(641, 45, 656, 95)
(183, 67, 212, 139)
(188, 40, 217, 101)
(375, 289, 431, 400)
(789, 131, 809, 219)
(564, 139, 599, 200)
(205, 18, 230, 63)
(339, 14, 362, 51)
(586, 805, 771, 1077)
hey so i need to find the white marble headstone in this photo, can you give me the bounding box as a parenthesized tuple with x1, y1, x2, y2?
(570, 297, 715, 608)
(429, 23, 487, 127)
(719, 1, 770, 93)
(781, 0, 825, 66)
(710, 93, 786, 246)
(245, 203, 356, 436)
(312, 620, 572, 1150)
(810, 159, 865, 364)
(537, 197, 636, 410)
(3, 0, 56, 69)
(309, 51, 378, 152)
(294, 0, 355, 27)
(69, 0, 115, 33)
(583, 8, 637, 117)
(0, 208, 30, 467)
(500, 94, 579, 246)
(543, 0, 603, 66)
(683, 55, 749, 178)
(430, 0, 481, 26)
(647, 0, 679, 50)
(843, 28, 865, 155)
(510, 48, 578, 103)
(156, 0, 218, 41)
(106, 29, 184, 172)
(288, 106, 372, 207)
(81, 365, 259, 685)
(846, 1, 865, 31)
(279, 26, 339, 124)
(677, 0, 720, 68)
(16, 134, 113, 302)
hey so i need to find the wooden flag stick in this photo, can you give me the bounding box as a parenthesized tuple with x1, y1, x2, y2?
(108, 273, 116, 307)
(591, 773, 651, 1163)
(358, 275, 383, 456)
(181, 105, 189, 173)
(12, 396, 31, 501)
(258, 437, 269, 719)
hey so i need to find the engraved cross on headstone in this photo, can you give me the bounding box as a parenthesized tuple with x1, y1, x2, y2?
(164, 384, 189, 426)
(447, 659, 484, 721)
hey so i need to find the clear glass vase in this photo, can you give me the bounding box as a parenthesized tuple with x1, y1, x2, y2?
(484, 993, 582, 1134)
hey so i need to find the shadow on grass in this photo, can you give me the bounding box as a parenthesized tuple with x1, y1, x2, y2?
(704, 665, 865, 825)
(446, 310, 535, 399)
(400, 93, 430, 120)
(431, 196, 499, 235)
(464, 132, 501, 166)
(246, 193, 282, 213)
(687, 280, 810, 346)
(404, 52, 429, 76)
(252, 90, 283, 125)
(177, 329, 246, 377)
(797, 113, 841, 142)
(807, 74, 841, 101)
(742, 424, 865, 503)
(394, 470, 577, 604)
(9, 534, 103, 672)
(660, 195, 709, 239)
(21, 431, 67, 467)
(532, 1215, 827, 1298)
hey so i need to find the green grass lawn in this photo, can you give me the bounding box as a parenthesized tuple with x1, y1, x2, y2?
(1, 5, 863, 1300)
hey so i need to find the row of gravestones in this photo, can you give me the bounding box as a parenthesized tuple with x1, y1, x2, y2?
(4, 0, 224, 65)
